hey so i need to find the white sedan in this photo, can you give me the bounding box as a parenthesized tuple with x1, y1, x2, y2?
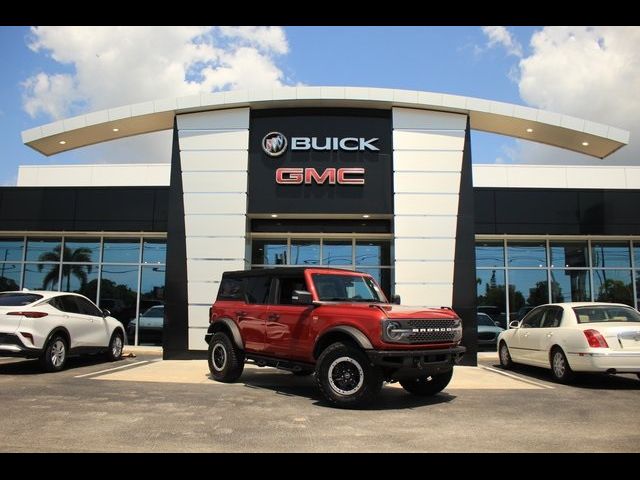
(497, 302, 640, 383)
(0, 290, 125, 372)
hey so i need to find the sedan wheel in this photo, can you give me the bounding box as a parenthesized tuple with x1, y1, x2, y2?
(40, 334, 68, 372)
(499, 342, 513, 369)
(550, 348, 575, 383)
(106, 331, 124, 361)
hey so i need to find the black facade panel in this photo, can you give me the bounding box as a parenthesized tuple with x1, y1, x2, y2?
(475, 187, 640, 235)
(0, 186, 168, 232)
(452, 119, 477, 366)
(250, 219, 392, 234)
(248, 108, 393, 215)
(473, 189, 495, 227)
(163, 122, 189, 359)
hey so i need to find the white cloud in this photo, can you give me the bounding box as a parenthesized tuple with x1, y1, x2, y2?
(481, 26, 523, 58)
(21, 26, 291, 164)
(23, 26, 290, 118)
(514, 26, 640, 165)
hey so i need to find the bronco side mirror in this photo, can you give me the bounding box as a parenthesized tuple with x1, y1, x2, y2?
(509, 320, 520, 329)
(391, 294, 401, 305)
(102, 308, 111, 318)
(292, 290, 313, 305)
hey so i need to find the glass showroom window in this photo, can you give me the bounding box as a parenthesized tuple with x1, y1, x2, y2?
(476, 238, 639, 320)
(251, 237, 393, 297)
(0, 235, 166, 346)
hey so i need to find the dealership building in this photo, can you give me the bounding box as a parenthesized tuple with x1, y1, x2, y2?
(4, 86, 636, 364)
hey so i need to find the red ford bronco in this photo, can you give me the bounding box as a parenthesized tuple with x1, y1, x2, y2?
(205, 267, 465, 408)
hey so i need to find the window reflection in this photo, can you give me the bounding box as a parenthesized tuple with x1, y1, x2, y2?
(63, 238, 101, 263)
(103, 239, 141, 263)
(591, 242, 630, 268)
(476, 242, 504, 268)
(508, 269, 549, 318)
(593, 269, 633, 306)
(251, 239, 287, 265)
(550, 242, 588, 268)
(143, 239, 167, 264)
(99, 266, 139, 333)
(476, 269, 507, 327)
(356, 241, 390, 266)
(550, 270, 590, 303)
(507, 242, 547, 267)
(291, 240, 320, 265)
(0, 263, 20, 292)
(66, 265, 99, 302)
(25, 238, 62, 262)
(0, 238, 24, 262)
(323, 241, 352, 265)
(23, 263, 59, 291)
(134, 266, 165, 346)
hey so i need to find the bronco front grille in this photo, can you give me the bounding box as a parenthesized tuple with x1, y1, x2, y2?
(382, 318, 462, 344)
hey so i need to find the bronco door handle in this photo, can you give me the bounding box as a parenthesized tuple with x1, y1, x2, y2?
(268, 314, 280, 321)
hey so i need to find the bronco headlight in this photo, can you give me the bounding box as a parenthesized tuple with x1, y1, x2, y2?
(383, 320, 413, 342)
(386, 321, 402, 340)
(452, 319, 463, 342)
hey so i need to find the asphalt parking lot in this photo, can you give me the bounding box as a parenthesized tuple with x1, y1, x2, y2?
(0, 349, 639, 452)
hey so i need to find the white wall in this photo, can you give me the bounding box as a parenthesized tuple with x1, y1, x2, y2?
(17, 164, 170, 186)
(177, 108, 249, 350)
(392, 108, 468, 307)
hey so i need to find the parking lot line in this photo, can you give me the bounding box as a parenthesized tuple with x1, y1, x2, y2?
(74, 360, 151, 378)
(479, 365, 555, 389)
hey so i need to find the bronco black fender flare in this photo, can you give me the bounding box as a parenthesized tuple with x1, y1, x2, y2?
(313, 325, 374, 358)
(209, 318, 244, 350)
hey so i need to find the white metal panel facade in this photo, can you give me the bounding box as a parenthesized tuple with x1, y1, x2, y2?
(177, 108, 250, 350)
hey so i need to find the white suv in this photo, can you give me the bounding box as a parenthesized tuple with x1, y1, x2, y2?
(0, 291, 125, 371)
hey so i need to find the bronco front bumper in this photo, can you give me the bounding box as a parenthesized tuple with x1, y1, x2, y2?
(366, 346, 466, 376)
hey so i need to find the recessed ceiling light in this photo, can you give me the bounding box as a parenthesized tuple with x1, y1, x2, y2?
(362, 214, 370, 218)
(270, 214, 278, 218)
(112, 128, 119, 132)
(58, 140, 66, 145)
(582, 141, 589, 146)
(526, 128, 533, 133)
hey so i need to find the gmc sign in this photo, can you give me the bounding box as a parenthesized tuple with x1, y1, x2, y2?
(276, 167, 365, 185)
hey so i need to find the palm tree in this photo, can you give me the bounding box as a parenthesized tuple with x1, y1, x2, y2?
(38, 246, 93, 291)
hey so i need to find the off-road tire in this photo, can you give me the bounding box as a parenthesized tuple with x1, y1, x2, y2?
(315, 342, 383, 408)
(208, 332, 244, 382)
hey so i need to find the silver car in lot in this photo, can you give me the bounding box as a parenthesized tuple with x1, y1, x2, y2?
(477, 312, 504, 347)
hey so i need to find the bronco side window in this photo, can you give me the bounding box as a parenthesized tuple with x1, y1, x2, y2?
(217, 277, 243, 301)
(243, 276, 271, 304)
(277, 276, 306, 305)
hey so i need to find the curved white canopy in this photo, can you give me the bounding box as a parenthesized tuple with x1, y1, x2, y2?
(21, 86, 629, 158)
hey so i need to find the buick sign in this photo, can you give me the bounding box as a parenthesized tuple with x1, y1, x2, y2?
(262, 132, 288, 157)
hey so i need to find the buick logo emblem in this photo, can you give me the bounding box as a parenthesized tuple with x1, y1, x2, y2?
(262, 132, 287, 157)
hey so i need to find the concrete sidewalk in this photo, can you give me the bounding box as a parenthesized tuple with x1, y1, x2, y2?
(91, 358, 550, 390)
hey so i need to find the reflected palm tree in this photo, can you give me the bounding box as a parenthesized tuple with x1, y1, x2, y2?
(38, 246, 93, 290)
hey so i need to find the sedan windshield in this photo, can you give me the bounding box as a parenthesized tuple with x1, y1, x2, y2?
(573, 305, 640, 324)
(0, 293, 44, 306)
(477, 314, 496, 326)
(312, 274, 385, 303)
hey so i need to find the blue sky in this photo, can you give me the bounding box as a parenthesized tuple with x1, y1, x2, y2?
(1, 26, 637, 185)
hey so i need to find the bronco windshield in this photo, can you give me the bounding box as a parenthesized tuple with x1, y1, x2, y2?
(312, 273, 386, 303)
